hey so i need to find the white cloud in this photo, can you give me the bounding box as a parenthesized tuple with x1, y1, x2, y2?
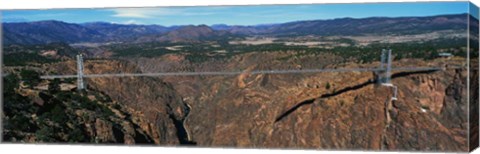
(124, 19, 142, 25)
(110, 7, 218, 18)
(110, 8, 179, 18)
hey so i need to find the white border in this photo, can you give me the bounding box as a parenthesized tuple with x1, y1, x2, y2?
(1, 0, 480, 154)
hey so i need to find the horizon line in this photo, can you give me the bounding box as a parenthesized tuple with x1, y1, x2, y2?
(2, 12, 472, 27)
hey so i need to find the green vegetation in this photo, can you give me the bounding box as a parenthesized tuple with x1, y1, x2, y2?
(19, 69, 41, 87)
(107, 38, 467, 64)
(4, 74, 19, 95)
(325, 82, 331, 90)
(109, 45, 173, 57)
(48, 79, 61, 93)
(3, 74, 41, 139)
(4, 43, 79, 56)
(4, 52, 59, 66)
(3, 72, 118, 143)
(3, 43, 77, 66)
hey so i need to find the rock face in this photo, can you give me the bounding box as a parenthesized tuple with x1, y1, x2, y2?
(2, 71, 156, 144)
(6, 49, 470, 151)
(102, 52, 465, 151)
(45, 50, 470, 151)
(52, 60, 194, 145)
(171, 68, 468, 151)
(94, 119, 116, 142)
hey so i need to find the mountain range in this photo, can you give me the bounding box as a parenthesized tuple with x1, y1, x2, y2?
(1, 13, 474, 45)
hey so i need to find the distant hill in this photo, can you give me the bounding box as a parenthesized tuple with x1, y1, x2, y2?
(82, 22, 174, 40)
(3, 20, 104, 45)
(224, 13, 471, 36)
(135, 25, 233, 43)
(2, 13, 475, 45)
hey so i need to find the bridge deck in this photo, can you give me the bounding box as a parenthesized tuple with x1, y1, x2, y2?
(40, 67, 448, 79)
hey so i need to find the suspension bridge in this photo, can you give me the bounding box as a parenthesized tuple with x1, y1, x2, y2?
(40, 49, 449, 100)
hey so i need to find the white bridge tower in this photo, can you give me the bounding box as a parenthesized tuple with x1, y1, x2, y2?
(76, 54, 85, 90)
(379, 49, 397, 101)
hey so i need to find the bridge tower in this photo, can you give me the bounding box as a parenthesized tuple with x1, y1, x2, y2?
(385, 49, 393, 84)
(379, 49, 387, 83)
(379, 49, 397, 101)
(76, 54, 85, 90)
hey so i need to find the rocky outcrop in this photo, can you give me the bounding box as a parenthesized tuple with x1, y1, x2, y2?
(94, 119, 116, 142)
(39, 52, 471, 151)
(2, 70, 157, 144)
(52, 60, 194, 145)
(147, 53, 468, 151)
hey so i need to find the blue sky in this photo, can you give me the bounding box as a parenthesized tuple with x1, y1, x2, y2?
(2, 2, 471, 26)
